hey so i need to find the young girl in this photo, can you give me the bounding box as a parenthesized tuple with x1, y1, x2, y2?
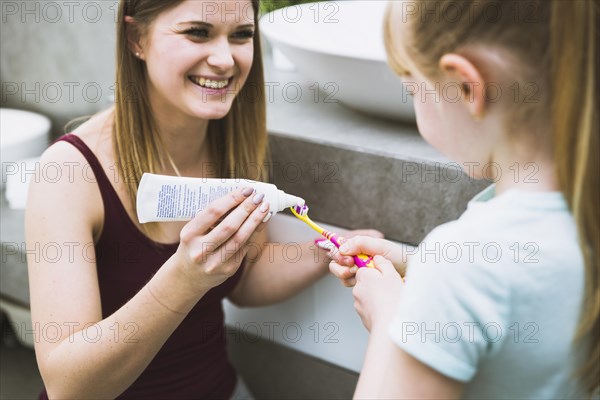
(25, 1, 378, 398)
(330, 0, 598, 398)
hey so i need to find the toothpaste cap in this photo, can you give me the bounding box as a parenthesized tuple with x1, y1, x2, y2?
(277, 190, 305, 212)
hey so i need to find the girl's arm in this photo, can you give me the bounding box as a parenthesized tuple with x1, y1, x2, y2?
(355, 327, 463, 399)
(352, 256, 463, 399)
(27, 143, 268, 399)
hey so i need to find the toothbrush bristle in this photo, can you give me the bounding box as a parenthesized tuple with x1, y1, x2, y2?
(293, 204, 309, 216)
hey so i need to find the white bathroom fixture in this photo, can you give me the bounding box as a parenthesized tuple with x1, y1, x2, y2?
(1, 108, 51, 191)
(260, 0, 415, 122)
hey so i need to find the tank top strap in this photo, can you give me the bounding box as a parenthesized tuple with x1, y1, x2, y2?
(55, 134, 180, 251)
(54, 133, 122, 219)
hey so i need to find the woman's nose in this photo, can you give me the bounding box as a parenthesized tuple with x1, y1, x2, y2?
(207, 38, 234, 71)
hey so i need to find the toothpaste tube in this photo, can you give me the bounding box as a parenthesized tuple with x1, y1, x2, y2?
(136, 173, 304, 223)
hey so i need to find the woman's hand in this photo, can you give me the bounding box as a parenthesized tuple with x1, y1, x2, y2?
(353, 255, 404, 332)
(175, 187, 270, 292)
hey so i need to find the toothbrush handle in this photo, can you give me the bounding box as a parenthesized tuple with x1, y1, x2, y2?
(325, 231, 375, 269)
(353, 253, 375, 269)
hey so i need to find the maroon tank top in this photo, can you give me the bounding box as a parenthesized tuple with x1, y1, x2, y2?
(41, 134, 243, 399)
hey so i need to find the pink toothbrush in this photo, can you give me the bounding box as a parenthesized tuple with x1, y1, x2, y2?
(290, 204, 375, 268)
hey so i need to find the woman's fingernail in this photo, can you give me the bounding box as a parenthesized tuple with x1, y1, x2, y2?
(253, 193, 264, 205)
(262, 212, 273, 223)
(259, 202, 269, 213)
(340, 244, 349, 253)
(242, 187, 254, 197)
(350, 266, 358, 274)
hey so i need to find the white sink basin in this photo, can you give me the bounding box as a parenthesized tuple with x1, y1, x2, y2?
(1, 108, 51, 190)
(260, 0, 415, 123)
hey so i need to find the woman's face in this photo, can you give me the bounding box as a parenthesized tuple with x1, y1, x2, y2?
(139, 0, 255, 121)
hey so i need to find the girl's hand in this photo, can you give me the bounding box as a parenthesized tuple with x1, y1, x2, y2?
(175, 187, 270, 292)
(320, 230, 383, 280)
(353, 255, 405, 333)
(329, 236, 411, 287)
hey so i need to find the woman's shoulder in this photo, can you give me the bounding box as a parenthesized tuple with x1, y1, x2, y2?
(33, 108, 115, 237)
(42, 108, 115, 184)
(66, 106, 114, 150)
(46, 107, 113, 158)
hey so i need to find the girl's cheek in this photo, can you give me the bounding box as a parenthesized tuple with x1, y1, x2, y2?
(414, 101, 438, 141)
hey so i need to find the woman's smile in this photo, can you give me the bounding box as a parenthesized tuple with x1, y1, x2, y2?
(188, 74, 234, 95)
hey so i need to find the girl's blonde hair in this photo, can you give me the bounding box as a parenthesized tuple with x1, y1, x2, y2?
(114, 0, 268, 215)
(385, 0, 598, 394)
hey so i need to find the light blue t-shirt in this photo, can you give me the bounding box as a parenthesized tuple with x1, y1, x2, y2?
(389, 185, 589, 399)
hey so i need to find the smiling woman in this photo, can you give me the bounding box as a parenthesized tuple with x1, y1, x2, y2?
(115, 0, 267, 204)
(24, 0, 381, 399)
(25, 1, 267, 397)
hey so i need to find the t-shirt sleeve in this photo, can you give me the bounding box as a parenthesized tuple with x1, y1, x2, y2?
(388, 225, 511, 382)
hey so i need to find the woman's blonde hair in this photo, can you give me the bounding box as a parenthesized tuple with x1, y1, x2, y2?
(114, 0, 268, 213)
(385, 0, 598, 394)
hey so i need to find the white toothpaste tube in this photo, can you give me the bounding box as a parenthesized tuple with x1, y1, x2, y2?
(136, 173, 305, 223)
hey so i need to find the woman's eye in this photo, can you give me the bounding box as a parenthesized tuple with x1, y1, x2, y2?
(232, 30, 254, 40)
(184, 28, 209, 38)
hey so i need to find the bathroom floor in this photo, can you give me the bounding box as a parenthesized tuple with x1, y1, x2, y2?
(1, 320, 44, 399)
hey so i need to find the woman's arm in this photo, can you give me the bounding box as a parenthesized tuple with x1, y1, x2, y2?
(27, 143, 268, 399)
(227, 227, 328, 306)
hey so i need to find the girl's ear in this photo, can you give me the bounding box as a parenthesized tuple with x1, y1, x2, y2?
(124, 15, 145, 60)
(439, 54, 485, 120)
